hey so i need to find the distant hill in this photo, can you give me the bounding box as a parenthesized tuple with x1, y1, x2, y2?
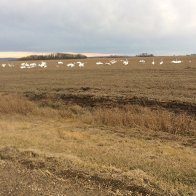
(0, 58, 18, 61)
(18, 53, 87, 61)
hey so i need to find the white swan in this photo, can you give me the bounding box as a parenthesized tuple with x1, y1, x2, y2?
(77, 62, 85, 67)
(96, 62, 103, 65)
(67, 63, 75, 67)
(171, 59, 182, 64)
(152, 59, 155, 65)
(160, 59, 163, 65)
(110, 60, 117, 64)
(38, 61, 47, 68)
(122, 59, 129, 65)
(139, 60, 145, 63)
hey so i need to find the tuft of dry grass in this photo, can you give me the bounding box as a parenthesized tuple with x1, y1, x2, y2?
(82, 106, 196, 136)
(0, 94, 36, 115)
(0, 94, 58, 117)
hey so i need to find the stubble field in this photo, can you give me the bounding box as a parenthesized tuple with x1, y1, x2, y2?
(0, 56, 195, 195)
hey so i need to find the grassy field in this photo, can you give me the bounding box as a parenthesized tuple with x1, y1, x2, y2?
(0, 57, 196, 195)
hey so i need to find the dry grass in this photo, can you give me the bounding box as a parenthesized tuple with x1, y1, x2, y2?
(0, 57, 196, 195)
(0, 115, 195, 195)
(0, 94, 36, 114)
(0, 94, 59, 118)
(85, 106, 196, 136)
(0, 94, 195, 136)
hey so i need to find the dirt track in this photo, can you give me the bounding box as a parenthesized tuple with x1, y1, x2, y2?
(0, 147, 164, 196)
(0, 147, 116, 196)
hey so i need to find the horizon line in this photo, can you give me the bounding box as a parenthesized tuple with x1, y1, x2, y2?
(0, 51, 194, 58)
(0, 51, 114, 58)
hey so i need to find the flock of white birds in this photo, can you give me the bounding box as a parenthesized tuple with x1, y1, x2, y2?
(0, 61, 85, 69)
(20, 61, 47, 69)
(96, 59, 129, 65)
(96, 58, 186, 66)
(0, 58, 191, 69)
(139, 59, 184, 65)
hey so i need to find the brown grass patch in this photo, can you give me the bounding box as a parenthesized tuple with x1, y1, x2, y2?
(0, 94, 36, 114)
(0, 94, 195, 136)
(82, 106, 196, 136)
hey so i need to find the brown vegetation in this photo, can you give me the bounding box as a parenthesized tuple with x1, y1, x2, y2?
(1, 56, 196, 104)
(0, 94, 195, 136)
(0, 57, 196, 195)
(87, 106, 196, 136)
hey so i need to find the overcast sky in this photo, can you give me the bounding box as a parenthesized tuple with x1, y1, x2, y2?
(0, 0, 195, 55)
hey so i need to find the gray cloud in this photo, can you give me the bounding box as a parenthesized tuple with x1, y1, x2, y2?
(0, 0, 195, 54)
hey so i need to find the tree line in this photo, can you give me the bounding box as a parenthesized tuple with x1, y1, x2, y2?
(136, 53, 154, 57)
(18, 53, 87, 61)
